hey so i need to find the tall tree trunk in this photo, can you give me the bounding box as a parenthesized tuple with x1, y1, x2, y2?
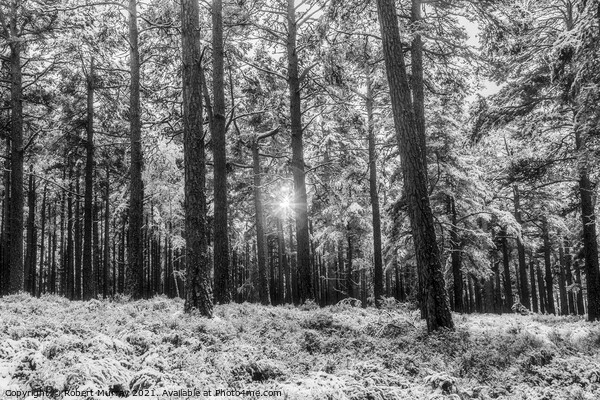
(564, 241, 576, 314)
(449, 196, 463, 312)
(211, 0, 230, 304)
(542, 217, 556, 314)
(365, 67, 383, 307)
(287, 0, 312, 302)
(375, 0, 453, 331)
(8, 3, 24, 293)
(558, 244, 569, 315)
(537, 263, 546, 314)
(66, 169, 74, 300)
(83, 57, 95, 300)
(501, 228, 514, 310)
(103, 164, 110, 298)
(127, 0, 144, 299)
(530, 259, 539, 313)
(24, 165, 36, 294)
(181, 0, 213, 316)
(93, 196, 101, 298)
(574, 260, 586, 315)
(513, 186, 530, 309)
(578, 170, 600, 320)
(38, 185, 47, 296)
(1, 139, 11, 295)
(346, 231, 353, 299)
(74, 172, 82, 300)
(252, 139, 270, 305)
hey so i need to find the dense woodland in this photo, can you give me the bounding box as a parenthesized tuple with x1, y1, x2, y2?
(0, 0, 599, 332)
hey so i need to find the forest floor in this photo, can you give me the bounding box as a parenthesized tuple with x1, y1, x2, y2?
(0, 295, 599, 400)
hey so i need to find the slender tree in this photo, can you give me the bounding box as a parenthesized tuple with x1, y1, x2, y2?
(212, 0, 230, 304)
(127, 0, 144, 299)
(286, 0, 312, 302)
(375, 0, 453, 331)
(181, 0, 213, 316)
(82, 57, 95, 300)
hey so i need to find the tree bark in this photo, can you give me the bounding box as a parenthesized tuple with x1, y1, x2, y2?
(558, 244, 569, 315)
(8, 2, 24, 293)
(74, 171, 81, 299)
(365, 66, 384, 307)
(287, 0, 312, 302)
(530, 258, 539, 313)
(375, 0, 453, 331)
(181, 0, 213, 316)
(103, 165, 110, 298)
(127, 0, 145, 299)
(513, 186, 530, 309)
(38, 186, 47, 297)
(563, 241, 576, 314)
(83, 57, 95, 300)
(24, 165, 36, 294)
(501, 228, 514, 311)
(542, 217, 556, 314)
(252, 139, 270, 305)
(449, 196, 463, 312)
(212, 0, 230, 304)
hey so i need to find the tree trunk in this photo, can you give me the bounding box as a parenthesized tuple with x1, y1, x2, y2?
(38, 186, 47, 297)
(252, 139, 270, 305)
(449, 196, 463, 312)
(24, 165, 36, 294)
(375, 0, 453, 331)
(501, 228, 514, 311)
(93, 196, 101, 298)
(558, 244, 569, 315)
(66, 168, 74, 300)
(103, 165, 110, 298)
(537, 263, 546, 314)
(287, 0, 312, 303)
(365, 65, 384, 307)
(542, 217, 556, 314)
(181, 0, 213, 316)
(513, 186, 530, 309)
(346, 231, 353, 299)
(127, 0, 145, 299)
(574, 260, 586, 315)
(563, 241, 576, 314)
(578, 170, 600, 320)
(74, 172, 82, 300)
(212, 0, 230, 304)
(83, 57, 95, 300)
(8, 4, 24, 293)
(530, 259, 539, 313)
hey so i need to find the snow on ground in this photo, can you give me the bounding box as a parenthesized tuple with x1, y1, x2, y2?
(0, 294, 599, 400)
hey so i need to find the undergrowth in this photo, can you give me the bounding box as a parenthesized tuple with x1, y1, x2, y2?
(0, 293, 599, 399)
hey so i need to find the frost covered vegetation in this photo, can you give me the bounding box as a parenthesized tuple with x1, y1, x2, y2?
(1, 295, 600, 400)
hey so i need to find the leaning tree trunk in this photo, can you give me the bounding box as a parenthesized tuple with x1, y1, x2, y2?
(212, 0, 230, 304)
(287, 0, 312, 302)
(127, 0, 145, 299)
(375, 0, 453, 331)
(181, 0, 213, 316)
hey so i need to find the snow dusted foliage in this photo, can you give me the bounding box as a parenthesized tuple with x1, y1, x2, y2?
(0, 294, 599, 399)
